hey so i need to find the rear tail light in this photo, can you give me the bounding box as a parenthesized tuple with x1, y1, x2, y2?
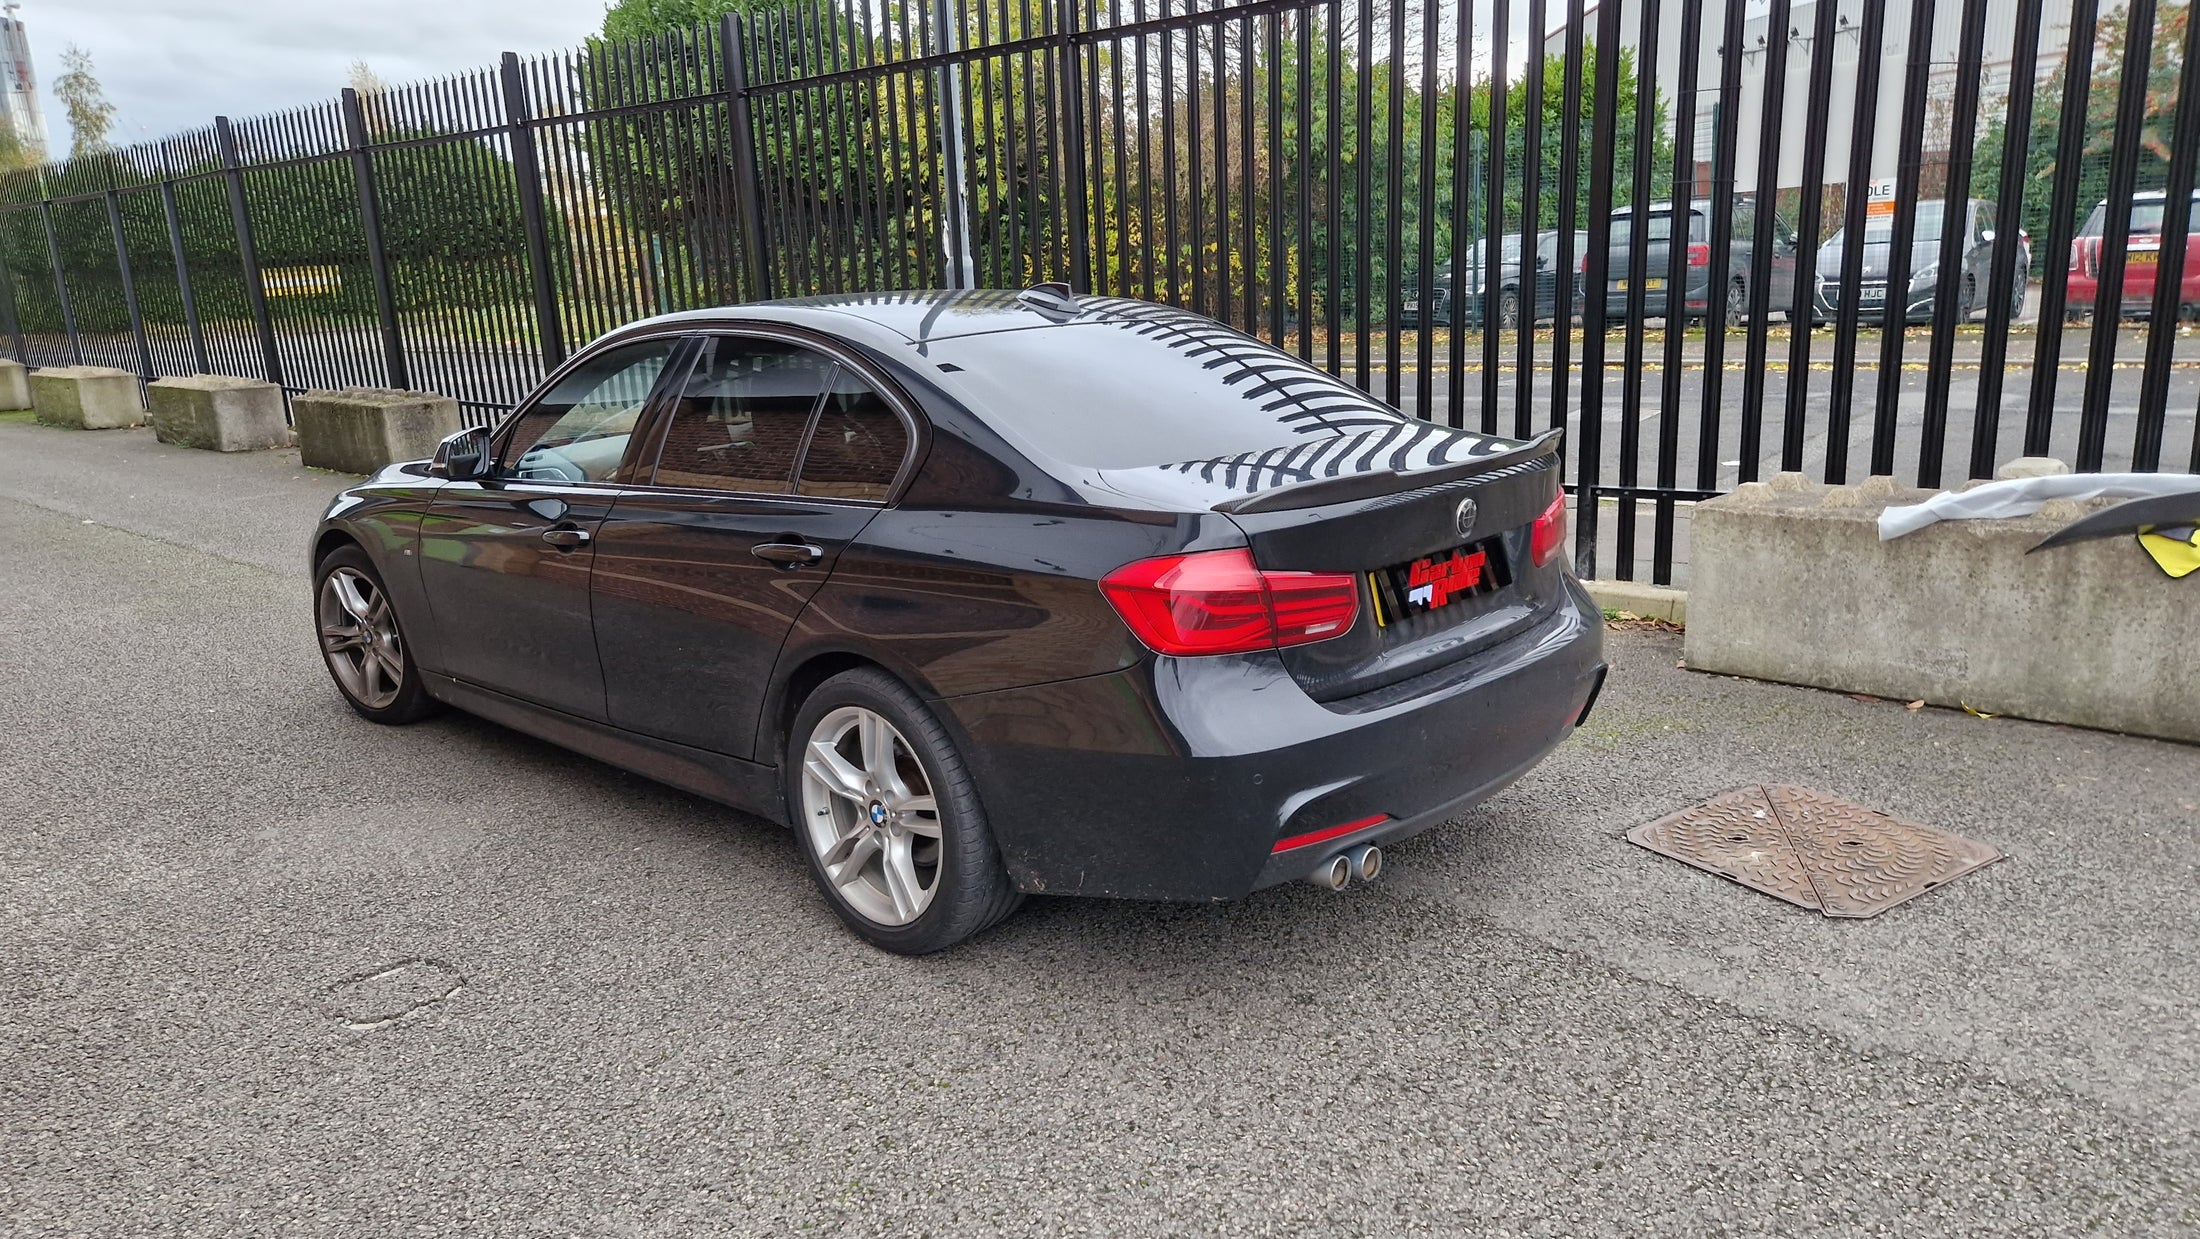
(1100, 548, 1359, 657)
(1686, 242, 1711, 267)
(2073, 237, 2098, 278)
(1530, 491, 1569, 568)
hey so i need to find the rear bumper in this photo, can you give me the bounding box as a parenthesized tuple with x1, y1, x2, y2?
(937, 579, 1607, 902)
(1603, 277, 1711, 319)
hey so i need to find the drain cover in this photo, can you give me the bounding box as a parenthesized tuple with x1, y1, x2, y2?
(1627, 786, 2000, 918)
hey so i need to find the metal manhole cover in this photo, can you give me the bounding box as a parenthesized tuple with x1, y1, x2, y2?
(1627, 785, 2000, 918)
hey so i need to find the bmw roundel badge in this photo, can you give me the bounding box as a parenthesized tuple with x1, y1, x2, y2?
(1454, 496, 1479, 538)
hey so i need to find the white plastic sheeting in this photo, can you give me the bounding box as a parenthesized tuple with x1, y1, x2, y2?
(1877, 474, 2200, 540)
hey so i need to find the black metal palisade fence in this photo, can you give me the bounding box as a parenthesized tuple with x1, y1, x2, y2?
(0, 0, 2194, 583)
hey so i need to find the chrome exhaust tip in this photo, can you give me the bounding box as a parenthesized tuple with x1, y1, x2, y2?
(1304, 853, 1351, 891)
(1347, 844, 1383, 884)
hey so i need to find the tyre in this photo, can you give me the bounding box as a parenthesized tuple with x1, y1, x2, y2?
(2011, 276, 2029, 319)
(1498, 288, 1522, 330)
(786, 668, 1023, 954)
(1961, 274, 1978, 323)
(314, 544, 440, 725)
(1724, 276, 1748, 328)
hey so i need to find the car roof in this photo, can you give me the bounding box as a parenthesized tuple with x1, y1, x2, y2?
(604, 288, 1139, 352)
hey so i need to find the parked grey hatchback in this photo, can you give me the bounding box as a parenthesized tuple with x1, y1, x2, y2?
(1816, 199, 2030, 324)
(1601, 200, 1804, 324)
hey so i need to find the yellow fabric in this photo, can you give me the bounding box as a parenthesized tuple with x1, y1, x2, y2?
(2137, 528, 2200, 579)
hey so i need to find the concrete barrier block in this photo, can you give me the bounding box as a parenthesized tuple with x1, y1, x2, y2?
(0, 358, 29, 410)
(146, 374, 291, 452)
(30, 366, 143, 429)
(1685, 473, 2200, 745)
(292, 387, 460, 474)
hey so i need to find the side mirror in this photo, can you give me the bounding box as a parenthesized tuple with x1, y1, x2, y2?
(429, 426, 492, 480)
(1980, 228, 1997, 242)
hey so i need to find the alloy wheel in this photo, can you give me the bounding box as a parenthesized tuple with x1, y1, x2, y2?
(318, 566, 404, 710)
(799, 706, 942, 927)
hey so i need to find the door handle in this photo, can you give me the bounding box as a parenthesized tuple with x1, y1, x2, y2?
(752, 541, 824, 566)
(541, 525, 592, 549)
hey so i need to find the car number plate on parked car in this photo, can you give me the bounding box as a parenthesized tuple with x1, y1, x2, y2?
(1616, 277, 1665, 291)
(1858, 285, 1886, 305)
(1383, 539, 1507, 613)
(2130, 251, 2159, 267)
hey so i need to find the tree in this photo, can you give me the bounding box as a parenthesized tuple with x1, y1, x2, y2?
(1971, 0, 2189, 270)
(346, 59, 388, 96)
(603, 0, 777, 43)
(53, 46, 116, 157)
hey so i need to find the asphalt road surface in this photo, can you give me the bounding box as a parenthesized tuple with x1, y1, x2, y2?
(3, 418, 2196, 1236)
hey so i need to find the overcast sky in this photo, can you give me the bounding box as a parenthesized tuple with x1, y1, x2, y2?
(25, 0, 613, 152)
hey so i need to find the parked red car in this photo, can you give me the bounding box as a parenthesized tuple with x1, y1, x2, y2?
(2067, 189, 2200, 321)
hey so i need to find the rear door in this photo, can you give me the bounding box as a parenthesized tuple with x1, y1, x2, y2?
(420, 336, 683, 720)
(590, 332, 914, 759)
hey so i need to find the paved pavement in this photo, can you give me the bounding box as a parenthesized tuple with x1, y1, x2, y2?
(3, 416, 2196, 1236)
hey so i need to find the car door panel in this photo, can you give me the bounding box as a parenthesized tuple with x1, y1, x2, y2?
(418, 336, 687, 722)
(419, 483, 619, 719)
(589, 333, 915, 760)
(594, 493, 879, 756)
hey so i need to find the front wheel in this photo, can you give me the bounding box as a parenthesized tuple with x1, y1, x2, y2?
(1497, 288, 1522, 330)
(314, 545, 440, 724)
(787, 669, 1023, 954)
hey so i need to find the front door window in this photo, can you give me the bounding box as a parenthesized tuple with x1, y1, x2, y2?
(501, 339, 679, 483)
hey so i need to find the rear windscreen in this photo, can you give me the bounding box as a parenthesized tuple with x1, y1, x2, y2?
(923, 320, 1409, 470)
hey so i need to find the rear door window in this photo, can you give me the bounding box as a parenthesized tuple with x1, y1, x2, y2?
(798, 368, 910, 502)
(648, 336, 832, 493)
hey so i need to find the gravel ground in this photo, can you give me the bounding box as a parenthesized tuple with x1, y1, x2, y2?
(1, 419, 2195, 1236)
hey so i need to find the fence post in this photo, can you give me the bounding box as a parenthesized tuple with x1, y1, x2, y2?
(341, 87, 411, 389)
(35, 171, 83, 365)
(930, 0, 978, 289)
(498, 52, 566, 370)
(720, 14, 775, 301)
(215, 116, 285, 388)
(1051, 0, 1092, 293)
(104, 187, 156, 382)
(155, 144, 209, 375)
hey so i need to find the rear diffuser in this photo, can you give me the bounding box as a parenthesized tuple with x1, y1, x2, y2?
(1627, 785, 2000, 918)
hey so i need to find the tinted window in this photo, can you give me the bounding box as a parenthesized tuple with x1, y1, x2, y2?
(799, 368, 910, 502)
(502, 339, 676, 482)
(1638, 211, 1708, 243)
(649, 336, 832, 493)
(923, 320, 1424, 469)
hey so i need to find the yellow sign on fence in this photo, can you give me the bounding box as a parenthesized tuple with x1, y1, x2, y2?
(263, 265, 342, 298)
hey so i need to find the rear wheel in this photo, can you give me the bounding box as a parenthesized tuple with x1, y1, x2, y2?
(1724, 276, 1748, 328)
(314, 545, 439, 725)
(1497, 288, 1522, 330)
(787, 669, 1022, 954)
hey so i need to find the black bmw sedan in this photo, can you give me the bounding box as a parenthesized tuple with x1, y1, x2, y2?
(310, 288, 1606, 953)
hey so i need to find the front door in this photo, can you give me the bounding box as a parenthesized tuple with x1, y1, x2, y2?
(419, 337, 683, 720)
(592, 333, 913, 759)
